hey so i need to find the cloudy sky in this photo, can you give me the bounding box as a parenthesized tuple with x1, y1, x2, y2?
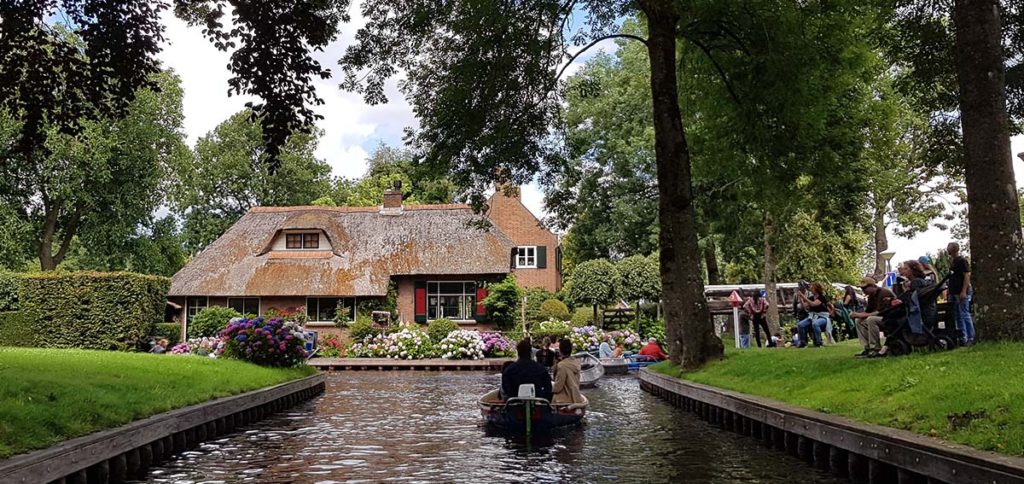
(156, 10, 1024, 266)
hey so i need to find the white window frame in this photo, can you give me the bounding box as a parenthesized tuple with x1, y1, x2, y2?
(227, 297, 261, 315)
(515, 246, 537, 269)
(284, 231, 322, 250)
(186, 296, 209, 320)
(427, 281, 478, 322)
(305, 297, 357, 325)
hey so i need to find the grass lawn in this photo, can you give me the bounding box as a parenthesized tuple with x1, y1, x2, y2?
(651, 340, 1024, 457)
(0, 347, 315, 459)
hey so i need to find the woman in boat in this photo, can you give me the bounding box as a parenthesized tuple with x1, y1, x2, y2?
(611, 342, 625, 358)
(552, 339, 584, 404)
(598, 336, 614, 358)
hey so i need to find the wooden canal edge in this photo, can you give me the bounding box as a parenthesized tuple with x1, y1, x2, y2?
(639, 369, 1024, 484)
(0, 374, 326, 484)
(309, 357, 510, 371)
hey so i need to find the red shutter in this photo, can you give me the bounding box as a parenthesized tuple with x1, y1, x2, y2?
(476, 286, 488, 316)
(415, 286, 427, 315)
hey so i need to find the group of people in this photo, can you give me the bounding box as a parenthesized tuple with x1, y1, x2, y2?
(736, 241, 975, 357)
(597, 336, 669, 361)
(500, 337, 583, 405)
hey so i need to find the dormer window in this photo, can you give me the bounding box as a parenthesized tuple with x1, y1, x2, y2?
(286, 232, 320, 250)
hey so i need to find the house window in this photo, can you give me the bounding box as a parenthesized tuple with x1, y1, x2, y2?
(427, 281, 477, 321)
(515, 246, 537, 268)
(286, 232, 320, 250)
(227, 297, 260, 315)
(186, 296, 208, 320)
(306, 297, 356, 323)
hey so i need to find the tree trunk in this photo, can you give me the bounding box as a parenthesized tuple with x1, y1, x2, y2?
(952, 0, 1024, 339)
(873, 204, 888, 278)
(39, 205, 58, 271)
(640, 0, 723, 369)
(704, 238, 721, 285)
(763, 211, 781, 335)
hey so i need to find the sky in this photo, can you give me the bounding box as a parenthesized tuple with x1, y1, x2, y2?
(156, 10, 1024, 266)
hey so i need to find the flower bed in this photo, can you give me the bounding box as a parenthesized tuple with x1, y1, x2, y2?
(169, 336, 225, 357)
(349, 325, 435, 359)
(220, 317, 309, 367)
(568, 326, 644, 354)
(438, 330, 486, 360)
(480, 332, 513, 357)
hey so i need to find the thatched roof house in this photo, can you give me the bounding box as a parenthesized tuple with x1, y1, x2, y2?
(168, 185, 561, 335)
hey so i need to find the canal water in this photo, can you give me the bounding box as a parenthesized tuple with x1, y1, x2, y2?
(142, 372, 839, 483)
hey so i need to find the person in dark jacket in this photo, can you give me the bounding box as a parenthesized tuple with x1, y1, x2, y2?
(501, 339, 553, 401)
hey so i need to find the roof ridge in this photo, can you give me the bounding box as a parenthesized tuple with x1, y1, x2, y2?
(249, 203, 473, 213)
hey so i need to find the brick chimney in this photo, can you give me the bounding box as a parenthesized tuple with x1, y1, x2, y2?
(383, 180, 403, 209)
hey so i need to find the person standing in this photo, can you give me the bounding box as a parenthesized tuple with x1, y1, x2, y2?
(743, 290, 772, 348)
(946, 242, 975, 346)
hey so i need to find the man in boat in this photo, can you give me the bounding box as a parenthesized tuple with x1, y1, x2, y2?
(501, 339, 553, 401)
(552, 339, 584, 404)
(639, 338, 669, 361)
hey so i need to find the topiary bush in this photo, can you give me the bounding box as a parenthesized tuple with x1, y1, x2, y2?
(522, 287, 554, 323)
(570, 307, 595, 328)
(538, 299, 570, 321)
(0, 272, 23, 311)
(21, 271, 169, 351)
(348, 316, 380, 342)
(151, 322, 182, 343)
(427, 318, 459, 342)
(189, 306, 241, 338)
(532, 319, 572, 342)
(0, 311, 34, 347)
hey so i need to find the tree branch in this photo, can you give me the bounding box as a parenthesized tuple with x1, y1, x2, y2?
(555, 34, 648, 81)
(685, 36, 742, 105)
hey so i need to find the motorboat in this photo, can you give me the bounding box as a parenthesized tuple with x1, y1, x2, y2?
(626, 354, 660, 372)
(575, 352, 604, 387)
(478, 384, 588, 434)
(599, 357, 630, 375)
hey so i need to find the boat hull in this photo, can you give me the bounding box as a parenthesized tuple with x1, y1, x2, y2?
(478, 390, 587, 433)
(600, 357, 630, 375)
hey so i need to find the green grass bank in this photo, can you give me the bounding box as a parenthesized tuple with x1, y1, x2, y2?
(651, 340, 1024, 457)
(0, 348, 315, 459)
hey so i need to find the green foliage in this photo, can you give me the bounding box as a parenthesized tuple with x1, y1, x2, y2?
(318, 334, 345, 357)
(0, 347, 314, 459)
(0, 311, 34, 347)
(189, 306, 241, 338)
(151, 322, 182, 344)
(20, 272, 169, 351)
(427, 318, 459, 343)
(482, 274, 522, 330)
(348, 316, 380, 342)
(640, 317, 666, 342)
(0, 272, 23, 311)
(531, 320, 572, 342)
(566, 259, 619, 308)
(616, 254, 661, 303)
(522, 287, 555, 323)
(570, 308, 596, 328)
(538, 299, 570, 322)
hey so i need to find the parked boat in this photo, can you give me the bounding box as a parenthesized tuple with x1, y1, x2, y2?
(576, 352, 604, 387)
(600, 357, 630, 375)
(626, 354, 659, 372)
(478, 387, 588, 433)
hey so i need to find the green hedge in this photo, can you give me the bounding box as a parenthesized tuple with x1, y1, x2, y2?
(0, 272, 23, 311)
(189, 306, 240, 338)
(21, 272, 170, 351)
(0, 311, 34, 347)
(152, 322, 182, 343)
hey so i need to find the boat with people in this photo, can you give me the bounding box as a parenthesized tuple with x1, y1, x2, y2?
(599, 357, 630, 375)
(478, 384, 588, 433)
(626, 354, 660, 372)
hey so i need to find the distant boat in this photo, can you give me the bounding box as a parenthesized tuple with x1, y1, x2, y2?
(478, 387, 588, 433)
(576, 352, 604, 387)
(626, 354, 659, 372)
(600, 357, 630, 375)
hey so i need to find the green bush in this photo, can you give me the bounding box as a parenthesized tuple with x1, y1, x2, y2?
(151, 322, 181, 343)
(522, 287, 554, 323)
(482, 274, 522, 330)
(348, 316, 380, 342)
(427, 318, 459, 342)
(532, 319, 572, 341)
(20, 272, 169, 351)
(538, 299, 570, 321)
(189, 306, 240, 338)
(570, 307, 596, 328)
(0, 311, 34, 347)
(0, 272, 23, 311)
(640, 317, 666, 342)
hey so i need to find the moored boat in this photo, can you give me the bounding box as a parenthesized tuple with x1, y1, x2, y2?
(626, 354, 659, 372)
(576, 352, 604, 387)
(600, 357, 630, 375)
(478, 388, 588, 433)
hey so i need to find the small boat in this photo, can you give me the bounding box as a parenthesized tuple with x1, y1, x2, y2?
(478, 385, 588, 434)
(600, 357, 630, 375)
(626, 354, 660, 372)
(575, 352, 604, 387)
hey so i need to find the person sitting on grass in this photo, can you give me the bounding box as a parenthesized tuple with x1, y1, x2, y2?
(501, 339, 553, 402)
(850, 276, 895, 358)
(639, 337, 669, 360)
(770, 333, 783, 347)
(552, 339, 584, 405)
(795, 282, 830, 348)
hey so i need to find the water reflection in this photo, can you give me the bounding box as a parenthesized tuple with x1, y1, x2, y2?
(141, 372, 840, 483)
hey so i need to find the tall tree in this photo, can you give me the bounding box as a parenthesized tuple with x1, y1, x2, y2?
(167, 110, 331, 252)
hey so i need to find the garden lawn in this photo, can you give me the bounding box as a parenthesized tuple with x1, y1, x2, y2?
(0, 348, 315, 459)
(651, 340, 1024, 457)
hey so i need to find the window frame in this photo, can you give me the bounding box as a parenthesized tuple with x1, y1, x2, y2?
(227, 297, 260, 316)
(426, 281, 478, 321)
(515, 246, 537, 269)
(305, 297, 356, 325)
(186, 296, 209, 320)
(284, 231, 321, 250)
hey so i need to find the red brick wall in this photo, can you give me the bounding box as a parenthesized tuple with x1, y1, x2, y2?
(394, 274, 505, 324)
(487, 189, 561, 293)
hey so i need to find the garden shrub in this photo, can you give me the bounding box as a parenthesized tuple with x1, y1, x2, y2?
(348, 316, 380, 342)
(480, 332, 513, 357)
(189, 306, 241, 338)
(318, 334, 346, 357)
(532, 319, 571, 342)
(221, 317, 309, 367)
(427, 318, 459, 342)
(151, 322, 181, 343)
(570, 307, 596, 328)
(438, 329, 486, 360)
(0, 311, 34, 347)
(349, 325, 436, 359)
(21, 271, 169, 351)
(538, 299, 570, 321)
(0, 272, 23, 311)
(640, 317, 666, 342)
(522, 287, 554, 323)
(482, 274, 521, 330)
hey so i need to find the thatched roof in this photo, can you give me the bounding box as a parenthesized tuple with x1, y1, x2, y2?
(168, 205, 514, 297)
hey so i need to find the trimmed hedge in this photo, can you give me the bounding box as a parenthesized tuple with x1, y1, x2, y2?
(152, 322, 182, 343)
(0, 272, 23, 311)
(427, 318, 459, 342)
(0, 311, 34, 347)
(21, 272, 170, 351)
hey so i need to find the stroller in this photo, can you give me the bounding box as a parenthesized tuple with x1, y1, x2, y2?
(877, 274, 957, 356)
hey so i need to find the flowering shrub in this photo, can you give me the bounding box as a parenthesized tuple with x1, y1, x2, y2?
(264, 306, 309, 326)
(220, 317, 308, 367)
(480, 332, 513, 357)
(608, 329, 642, 351)
(569, 325, 605, 353)
(169, 342, 191, 354)
(438, 330, 486, 360)
(350, 325, 435, 359)
(317, 334, 346, 357)
(532, 319, 572, 341)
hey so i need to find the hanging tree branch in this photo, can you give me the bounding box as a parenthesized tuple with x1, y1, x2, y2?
(555, 33, 649, 82)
